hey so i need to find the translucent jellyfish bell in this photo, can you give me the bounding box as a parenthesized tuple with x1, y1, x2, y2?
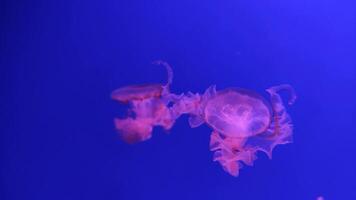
(204, 88, 272, 138)
(111, 60, 173, 103)
(111, 84, 163, 103)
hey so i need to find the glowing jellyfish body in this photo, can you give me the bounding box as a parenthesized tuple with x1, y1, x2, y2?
(112, 61, 296, 176)
(204, 88, 271, 138)
(204, 87, 295, 176)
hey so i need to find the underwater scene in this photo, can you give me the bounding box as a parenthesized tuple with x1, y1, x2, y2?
(2, 0, 355, 200)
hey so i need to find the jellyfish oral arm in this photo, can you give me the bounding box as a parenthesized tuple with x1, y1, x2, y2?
(114, 97, 174, 143)
(209, 131, 254, 176)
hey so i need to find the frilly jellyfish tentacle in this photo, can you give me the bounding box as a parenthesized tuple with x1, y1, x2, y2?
(266, 84, 296, 138)
(167, 85, 218, 128)
(113, 97, 174, 144)
(209, 131, 241, 176)
(266, 84, 297, 105)
(209, 131, 257, 176)
(188, 85, 217, 128)
(202, 85, 217, 100)
(169, 92, 201, 121)
(188, 115, 205, 128)
(245, 84, 296, 157)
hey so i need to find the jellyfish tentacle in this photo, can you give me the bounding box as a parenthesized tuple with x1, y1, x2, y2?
(188, 115, 205, 128)
(209, 131, 240, 176)
(209, 131, 258, 176)
(151, 60, 173, 88)
(266, 84, 296, 105)
(261, 84, 295, 152)
(186, 85, 217, 128)
(266, 84, 295, 129)
(169, 92, 202, 123)
(202, 85, 217, 100)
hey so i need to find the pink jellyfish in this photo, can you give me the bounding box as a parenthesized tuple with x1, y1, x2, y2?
(112, 61, 296, 176)
(111, 61, 176, 143)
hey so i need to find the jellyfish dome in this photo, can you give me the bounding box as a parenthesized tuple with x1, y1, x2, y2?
(204, 88, 271, 138)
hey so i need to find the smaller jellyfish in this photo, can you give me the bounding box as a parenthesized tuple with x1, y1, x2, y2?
(112, 61, 296, 176)
(111, 61, 177, 143)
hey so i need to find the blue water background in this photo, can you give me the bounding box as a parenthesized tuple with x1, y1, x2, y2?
(2, 1, 355, 199)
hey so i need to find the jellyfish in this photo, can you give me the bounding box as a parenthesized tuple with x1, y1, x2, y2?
(111, 61, 177, 143)
(111, 61, 296, 176)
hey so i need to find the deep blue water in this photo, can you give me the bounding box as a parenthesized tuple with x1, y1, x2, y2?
(2, 1, 355, 200)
